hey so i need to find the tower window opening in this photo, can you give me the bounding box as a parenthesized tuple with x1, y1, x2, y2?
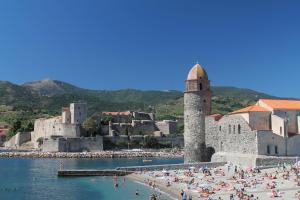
(219, 126, 221, 131)
(238, 124, 241, 134)
(229, 125, 231, 134)
(200, 83, 203, 90)
(275, 146, 278, 154)
(267, 145, 270, 154)
(233, 125, 236, 134)
(280, 127, 282, 135)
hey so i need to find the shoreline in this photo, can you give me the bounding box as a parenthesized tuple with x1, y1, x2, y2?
(0, 150, 183, 159)
(127, 173, 181, 200)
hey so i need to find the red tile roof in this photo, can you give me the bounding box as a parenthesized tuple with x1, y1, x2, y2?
(260, 99, 300, 110)
(229, 105, 270, 114)
(0, 129, 8, 136)
(102, 111, 132, 116)
(209, 114, 223, 120)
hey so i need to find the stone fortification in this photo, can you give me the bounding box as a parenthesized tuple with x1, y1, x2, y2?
(30, 103, 87, 149)
(32, 117, 81, 148)
(106, 119, 177, 136)
(42, 136, 103, 152)
(103, 135, 184, 148)
(4, 132, 32, 148)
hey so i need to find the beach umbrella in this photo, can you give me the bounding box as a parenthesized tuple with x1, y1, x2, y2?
(198, 183, 209, 188)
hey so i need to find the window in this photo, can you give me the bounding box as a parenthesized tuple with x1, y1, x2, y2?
(275, 146, 278, 154)
(219, 126, 222, 131)
(200, 83, 203, 90)
(203, 99, 206, 103)
(233, 125, 236, 134)
(238, 124, 241, 134)
(280, 127, 283, 135)
(267, 145, 270, 154)
(229, 125, 231, 134)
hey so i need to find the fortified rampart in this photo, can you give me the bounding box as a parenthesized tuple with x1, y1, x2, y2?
(103, 135, 184, 149)
(106, 120, 177, 136)
(42, 136, 103, 152)
(4, 132, 31, 148)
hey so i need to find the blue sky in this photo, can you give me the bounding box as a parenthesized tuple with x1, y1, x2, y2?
(0, 0, 299, 97)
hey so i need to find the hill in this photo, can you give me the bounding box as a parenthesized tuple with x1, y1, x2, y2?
(0, 79, 282, 135)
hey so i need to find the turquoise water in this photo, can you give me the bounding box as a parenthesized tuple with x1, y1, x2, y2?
(0, 156, 183, 200)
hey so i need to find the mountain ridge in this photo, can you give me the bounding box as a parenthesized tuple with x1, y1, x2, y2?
(0, 79, 291, 137)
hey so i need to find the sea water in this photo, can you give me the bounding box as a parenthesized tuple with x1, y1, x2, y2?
(0, 156, 183, 200)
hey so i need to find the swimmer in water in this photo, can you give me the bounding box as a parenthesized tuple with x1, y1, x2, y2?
(135, 189, 139, 196)
(114, 183, 119, 188)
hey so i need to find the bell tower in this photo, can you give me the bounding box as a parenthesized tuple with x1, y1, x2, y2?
(184, 63, 211, 163)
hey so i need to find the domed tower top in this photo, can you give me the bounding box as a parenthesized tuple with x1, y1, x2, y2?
(186, 64, 208, 80)
(185, 63, 210, 92)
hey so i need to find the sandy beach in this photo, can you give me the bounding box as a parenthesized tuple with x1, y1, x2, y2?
(127, 163, 300, 200)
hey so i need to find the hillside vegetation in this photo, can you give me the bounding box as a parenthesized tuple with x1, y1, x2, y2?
(0, 79, 279, 136)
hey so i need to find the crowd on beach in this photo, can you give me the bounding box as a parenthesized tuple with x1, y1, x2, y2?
(0, 150, 183, 159)
(135, 162, 300, 200)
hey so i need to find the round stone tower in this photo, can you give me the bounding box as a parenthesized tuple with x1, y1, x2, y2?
(184, 63, 211, 163)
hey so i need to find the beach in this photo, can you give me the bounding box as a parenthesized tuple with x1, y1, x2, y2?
(127, 163, 300, 200)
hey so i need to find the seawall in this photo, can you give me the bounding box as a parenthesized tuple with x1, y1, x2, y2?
(0, 150, 183, 159)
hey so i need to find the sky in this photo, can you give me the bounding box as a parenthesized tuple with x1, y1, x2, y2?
(0, 0, 299, 97)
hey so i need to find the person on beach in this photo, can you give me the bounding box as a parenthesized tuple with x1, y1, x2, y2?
(180, 190, 184, 199)
(182, 191, 187, 200)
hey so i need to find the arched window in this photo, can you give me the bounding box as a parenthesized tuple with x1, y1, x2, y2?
(233, 125, 236, 134)
(275, 146, 278, 154)
(200, 83, 203, 90)
(219, 126, 222, 131)
(229, 125, 231, 134)
(238, 124, 241, 134)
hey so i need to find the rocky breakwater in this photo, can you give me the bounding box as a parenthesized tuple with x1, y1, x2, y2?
(0, 150, 183, 159)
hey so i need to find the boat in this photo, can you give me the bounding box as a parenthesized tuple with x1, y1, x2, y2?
(142, 159, 152, 163)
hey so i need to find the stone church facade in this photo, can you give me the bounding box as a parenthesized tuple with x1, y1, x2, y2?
(184, 63, 300, 165)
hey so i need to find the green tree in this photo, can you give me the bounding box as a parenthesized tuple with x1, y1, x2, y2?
(25, 121, 34, 132)
(12, 120, 22, 133)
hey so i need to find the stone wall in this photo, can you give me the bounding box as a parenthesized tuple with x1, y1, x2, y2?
(133, 112, 154, 120)
(212, 152, 299, 167)
(271, 114, 285, 136)
(257, 130, 285, 156)
(155, 120, 177, 135)
(132, 120, 156, 134)
(211, 115, 258, 154)
(287, 135, 300, 156)
(117, 162, 226, 171)
(108, 119, 177, 136)
(184, 91, 206, 163)
(103, 135, 184, 148)
(70, 103, 87, 124)
(205, 116, 220, 154)
(273, 110, 300, 134)
(4, 132, 31, 148)
(32, 117, 81, 148)
(42, 136, 103, 152)
(249, 112, 270, 131)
